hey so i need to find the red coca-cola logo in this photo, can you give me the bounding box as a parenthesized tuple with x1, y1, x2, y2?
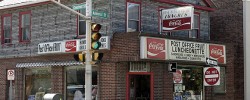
(65, 41, 76, 52)
(209, 45, 225, 63)
(147, 38, 166, 59)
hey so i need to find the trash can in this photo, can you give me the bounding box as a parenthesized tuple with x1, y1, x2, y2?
(43, 93, 63, 100)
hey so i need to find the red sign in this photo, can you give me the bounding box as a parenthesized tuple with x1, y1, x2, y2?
(161, 6, 194, 31)
(162, 18, 191, 31)
(146, 38, 166, 59)
(173, 70, 182, 83)
(204, 67, 220, 86)
(209, 44, 226, 64)
(65, 40, 77, 52)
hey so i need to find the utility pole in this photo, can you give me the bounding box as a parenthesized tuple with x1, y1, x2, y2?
(243, 0, 250, 100)
(85, 0, 93, 100)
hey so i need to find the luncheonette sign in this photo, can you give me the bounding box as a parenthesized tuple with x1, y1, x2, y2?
(140, 37, 167, 60)
(168, 39, 206, 62)
(161, 6, 194, 31)
(38, 36, 110, 54)
(140, 36, 226, 64)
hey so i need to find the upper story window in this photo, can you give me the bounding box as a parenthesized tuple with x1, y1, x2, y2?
(189, 13, 200, 38)
(78, 9, 86, 36)
(1, 14, 12, 44)
(19, 11, 31, 42)
(127, 2, 140, 32)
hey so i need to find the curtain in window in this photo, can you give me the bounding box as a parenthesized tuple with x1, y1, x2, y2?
(79, 9, 86, 36)
(128, 3, 139, 32)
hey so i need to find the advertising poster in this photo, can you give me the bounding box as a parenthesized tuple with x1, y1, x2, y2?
(168, 39, 207, 62)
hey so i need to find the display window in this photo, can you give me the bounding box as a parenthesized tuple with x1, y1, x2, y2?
(25, 67, 51, 100)
(66, 66, 98, 100)
(173, 66, 203, 100)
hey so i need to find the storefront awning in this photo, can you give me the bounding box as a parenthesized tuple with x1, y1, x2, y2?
(16, 61, 83, 68)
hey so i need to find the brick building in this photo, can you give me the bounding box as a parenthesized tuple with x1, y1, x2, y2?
(0, 0, 241, 100)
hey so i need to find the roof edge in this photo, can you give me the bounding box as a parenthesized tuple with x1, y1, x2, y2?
(0, 0, 49, 10)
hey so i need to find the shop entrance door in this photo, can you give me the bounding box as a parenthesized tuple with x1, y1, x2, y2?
(126, 73, 153, 100)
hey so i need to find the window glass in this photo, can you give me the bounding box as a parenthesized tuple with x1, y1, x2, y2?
(173, 66, 203, 100)
(20, 13, 31, 41)
(66, 66, 98, 100)
(79, 9, 86, 36)
(127, 3, 140, 32)
(25, 68, 51, 100)
(2, 16, 11, 44)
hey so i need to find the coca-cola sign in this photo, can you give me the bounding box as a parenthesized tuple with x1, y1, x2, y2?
(209, 44, 226, 64)
(161, 6, 194, 31)
(146, 38, 166, 59)
(65, 40, 77, 52)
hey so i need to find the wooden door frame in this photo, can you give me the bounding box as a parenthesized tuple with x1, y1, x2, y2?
(126, 72, 154, 100)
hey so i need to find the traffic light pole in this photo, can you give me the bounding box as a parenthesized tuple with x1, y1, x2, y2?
(85, 0, 93, 100)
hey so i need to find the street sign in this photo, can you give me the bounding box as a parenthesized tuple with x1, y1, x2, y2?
(92, 10, 108, 18)
(72, 3, 86, 10)
(206, 57, 218, 66)
(7, 70, 15, 80)
(173, 70, 182, 83)
(204, 67, 220, 86)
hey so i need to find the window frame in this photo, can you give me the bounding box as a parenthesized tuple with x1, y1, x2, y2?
(188, 12, 200, 38)
(126, 1, 141, 32)
(77, 9, 86, 38)
(1, 14, 12, 44)
(19, 11, 31, 43)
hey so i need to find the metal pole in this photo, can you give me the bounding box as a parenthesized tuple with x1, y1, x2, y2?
(243, 0, 250, 100)
(85, 0, 92, 100)
(9, 80, 12, 100)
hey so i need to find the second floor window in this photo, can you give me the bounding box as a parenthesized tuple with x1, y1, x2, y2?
(127, 2, 140, 32)
(19, 11, 31, 42)
(189, 13, 200, 38)
(78, 9, 86, 36)
(1, 14, 12, 44)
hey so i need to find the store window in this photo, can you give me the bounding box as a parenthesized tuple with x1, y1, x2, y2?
(19, 11, 31, 42)
(25, 68, 51, 100)
(127, 2, 140, 32)
(66, 66, 98, 100)
(1, 14, 12, 44)
(173, 66, 203, 100)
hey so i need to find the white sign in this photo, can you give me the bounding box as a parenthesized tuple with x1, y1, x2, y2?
(7, 70, 15, 80)
(168, 39, 206, 62)
(78, 36, 110, 51)
(38, 41, 64, 54)
(161, 6, 194, 31)
(204, 67, 220, 86)
(206, 57, 218, 66)
(173, 70, 183, 83)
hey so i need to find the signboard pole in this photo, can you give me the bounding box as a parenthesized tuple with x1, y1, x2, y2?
(9, 80, 12, 100)
(85, 0, 92, 100)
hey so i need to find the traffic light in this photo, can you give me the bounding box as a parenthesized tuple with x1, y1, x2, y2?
(92, 53, 104, 61)
(168, 62, 177, 72)
(74, 53, 85, 62)
(91, 23, 102, 50)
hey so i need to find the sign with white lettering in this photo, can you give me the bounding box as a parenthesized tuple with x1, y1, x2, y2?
(168, 39, 206, 62)
(208, 44, 226, 64)
(161, 6, 194, 31)
(38, 41, 64, 54)
(204, 67, 220, 86)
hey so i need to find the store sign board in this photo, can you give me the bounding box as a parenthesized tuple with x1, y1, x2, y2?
(64, 40, 77, 52)
(38, 41, 64, 54)
(168, 39, 206, 62)
(140, 37, 168, 60)
(161, 6, 194, 31)
(208, 44, 226, 64)
(173, 70, 183, 83)
(204, 67, 220, 86)
(7, 70, 15, 80)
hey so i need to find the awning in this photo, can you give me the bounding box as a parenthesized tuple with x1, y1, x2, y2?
(16, 61, 83, 68)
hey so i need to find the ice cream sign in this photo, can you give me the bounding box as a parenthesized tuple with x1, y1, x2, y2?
(161, 6, 194, 31)
(140, 36, 226, 64)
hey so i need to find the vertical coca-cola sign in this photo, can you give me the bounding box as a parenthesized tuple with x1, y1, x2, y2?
(161, 6, 194, 31)
(209, 44, 226, 64)
(146, 38, 166, 59)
